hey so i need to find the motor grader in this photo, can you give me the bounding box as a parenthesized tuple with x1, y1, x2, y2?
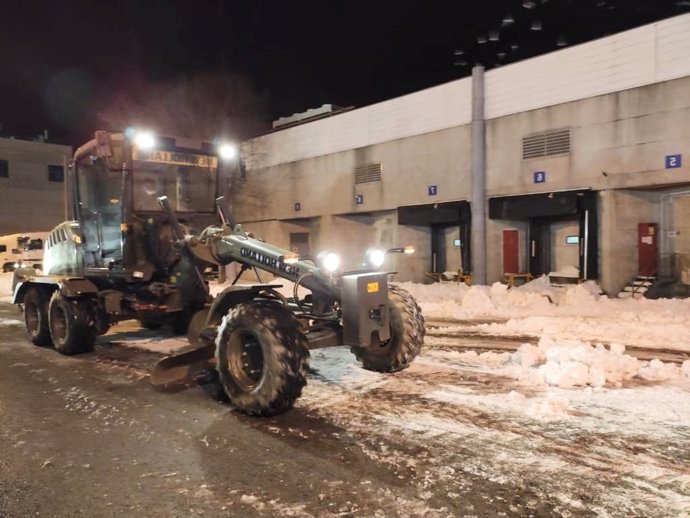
(12, 130, 425, 416)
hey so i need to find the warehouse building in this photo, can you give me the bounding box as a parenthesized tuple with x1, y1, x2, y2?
(0, 136, 72, 235)
(234, 14, 690, 296)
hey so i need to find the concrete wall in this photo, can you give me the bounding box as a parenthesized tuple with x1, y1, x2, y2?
(0, 138, 72, 235)
(234, 14, 690, 289)
(485, 76, 690, 197)
(234, 125, 471, 224)
(238, 74, 690, 286)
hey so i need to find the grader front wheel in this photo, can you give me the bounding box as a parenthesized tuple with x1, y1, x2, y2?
(351, 285, 425, 372)
(215, 300, 310, 416)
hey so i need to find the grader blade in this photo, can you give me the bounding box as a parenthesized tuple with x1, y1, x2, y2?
(150, 343, 215, 390)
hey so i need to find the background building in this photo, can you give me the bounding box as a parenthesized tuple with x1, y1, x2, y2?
(0, 137, 72, 235)
(234, 13, 690, 296)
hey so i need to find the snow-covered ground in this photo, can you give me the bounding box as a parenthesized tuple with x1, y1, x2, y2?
(2, 272, 689, 516)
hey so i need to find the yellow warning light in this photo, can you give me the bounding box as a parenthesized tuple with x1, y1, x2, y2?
(367, 282, 379, 293)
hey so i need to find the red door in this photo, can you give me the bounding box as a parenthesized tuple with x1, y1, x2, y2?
(638, 223, 658, 277)
(503, 230, 519, 274)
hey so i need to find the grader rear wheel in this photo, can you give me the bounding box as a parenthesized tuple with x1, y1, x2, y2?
(24, 287, 53, 347)
(48, 293, 97, 355)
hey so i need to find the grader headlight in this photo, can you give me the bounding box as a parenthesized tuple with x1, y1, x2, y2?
(218, 142, 237, 161)
(365, 248, 386, 270)
(133, 131, 156, 150)
(317, 251, 341, 274)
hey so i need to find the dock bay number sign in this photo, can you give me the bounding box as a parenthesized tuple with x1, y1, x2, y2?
(665, 154, 682, 169)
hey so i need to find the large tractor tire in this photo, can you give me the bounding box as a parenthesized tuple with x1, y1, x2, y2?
(351, 285, 425, 372)
(24, 287, 53, 347)
(48, 293, 97, 355)
(215, 300, 310, 416)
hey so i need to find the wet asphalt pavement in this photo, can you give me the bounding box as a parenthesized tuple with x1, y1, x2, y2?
(2, 301, 688, 518)
(0, 302, 522, 518)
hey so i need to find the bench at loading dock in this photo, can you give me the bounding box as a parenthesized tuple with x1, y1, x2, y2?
(504, 272, 533, 287)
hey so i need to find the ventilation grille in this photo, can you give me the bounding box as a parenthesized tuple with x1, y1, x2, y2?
(522, 128, 571, 159)
(354, 163, 382, 184)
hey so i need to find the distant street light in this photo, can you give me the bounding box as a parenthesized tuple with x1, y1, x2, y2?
(557, 34, 567, 46)
(530, 19, 543, 31)
(502, 14, 515, 26)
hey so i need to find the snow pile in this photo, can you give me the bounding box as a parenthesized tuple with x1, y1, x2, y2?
(0, 318, 22, 327)
(404, 276, 690, 352)
(504, 338, 688, 388)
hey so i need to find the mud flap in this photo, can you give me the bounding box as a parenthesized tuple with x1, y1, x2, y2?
(150, 340, 215, 391)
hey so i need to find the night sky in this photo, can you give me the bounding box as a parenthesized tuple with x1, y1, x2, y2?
(1, 0, 687, 146)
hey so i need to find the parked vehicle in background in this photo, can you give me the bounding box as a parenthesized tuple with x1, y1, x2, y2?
(0, 233, 47, 272)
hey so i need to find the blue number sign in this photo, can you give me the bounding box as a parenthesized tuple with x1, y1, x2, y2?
(534, 171, 546, 184)
(666, 154, 682, 169)
(355, 194, 364, 204)
(428, 185, 438, 196)
(294, 202, 301, 211)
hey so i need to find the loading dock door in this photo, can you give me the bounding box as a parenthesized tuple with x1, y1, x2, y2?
(503, 230, 519, 274)
(491, 190, 598, 280)
(431, 225, 463, 274)
(638, 223, 658, 277)
(398, 201, 471, 274)
(529, 220, 551, 276)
